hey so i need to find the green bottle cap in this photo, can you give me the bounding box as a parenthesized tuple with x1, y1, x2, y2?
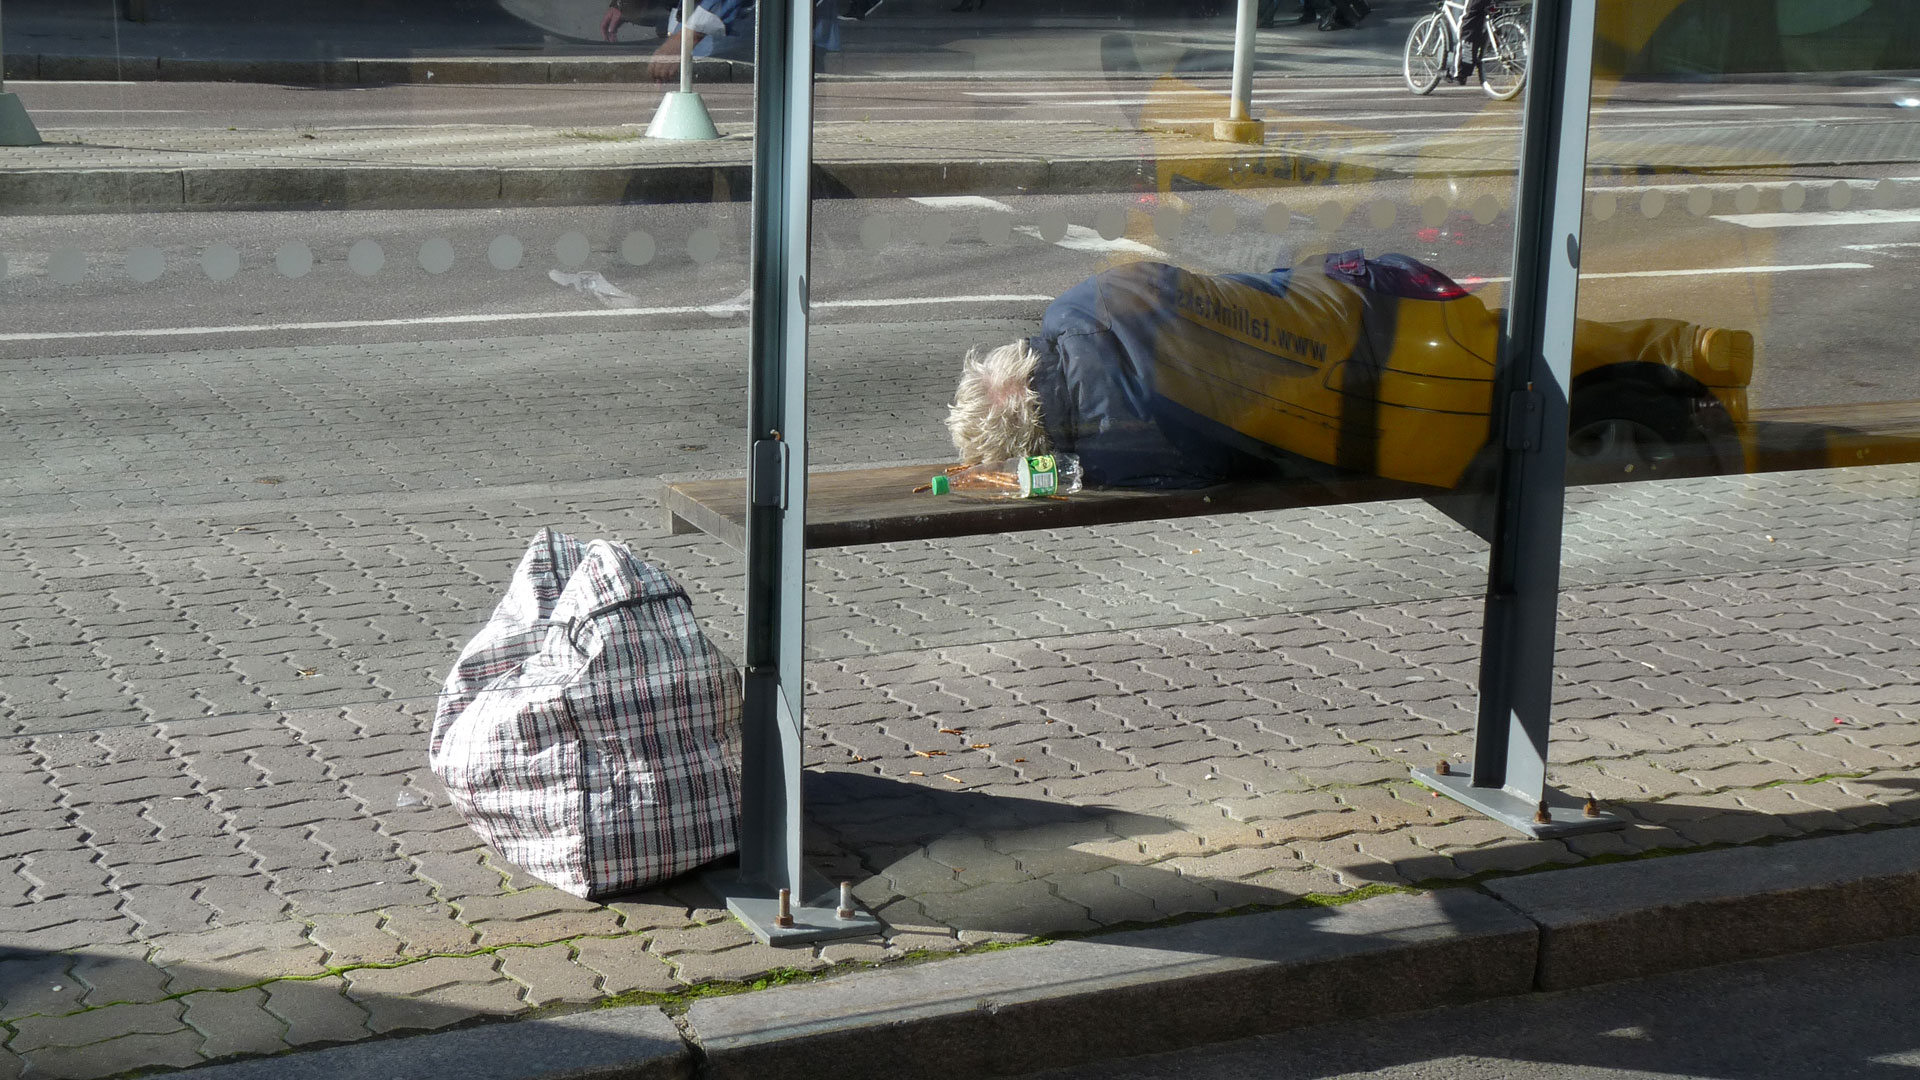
(930, 474, 949, 495)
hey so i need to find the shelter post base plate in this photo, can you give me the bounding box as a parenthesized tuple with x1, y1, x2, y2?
(1412, 765, 1626, 838)
(704, 867, 881, 946)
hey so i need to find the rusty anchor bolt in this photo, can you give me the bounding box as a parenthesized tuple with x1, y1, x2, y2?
(1533, 800, 1553, 825)
(1435, 760, 1451, 776)
(836, 881, 856, 921)
(1583, 795, 1601, 818)
(775, 887, 795, 929)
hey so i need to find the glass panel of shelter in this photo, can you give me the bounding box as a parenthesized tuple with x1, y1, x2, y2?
(0, 0, 756, 1041)
(794, 0, 1554, 942)
(1550, 0, 1920, 846)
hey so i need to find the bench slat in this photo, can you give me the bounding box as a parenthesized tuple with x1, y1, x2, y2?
(665, 464, 1434, 550)
(664, 402, 1920, 551)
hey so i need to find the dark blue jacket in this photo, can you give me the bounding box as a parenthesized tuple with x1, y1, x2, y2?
(1026, 261, 1297, 489)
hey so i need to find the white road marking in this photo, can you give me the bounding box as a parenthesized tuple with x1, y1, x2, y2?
(963, 87, 1405, 97)
(1019, 224, 1165, 258)
(911, 195, 1016, 211)
(1603, 176, 1919, 195)
(0, 295, 1056, 343)
(910, 195, 1167, 258)
(1843, 242, 1920, 256)
(1593, 103, 1789, 113)
(1582, 262, 1872, 279)
(1466, 262, 1874, 285)
(1713, 209, 1920, 229)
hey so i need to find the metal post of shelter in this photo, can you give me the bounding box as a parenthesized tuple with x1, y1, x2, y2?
(705, 0, 878, 945)
(1, 2, 46, 147)
(1413, 0, 1622, 838)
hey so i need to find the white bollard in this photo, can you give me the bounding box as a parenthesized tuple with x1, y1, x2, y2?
(1213, 0, 1266, 144)
(646, 0, 721, 140)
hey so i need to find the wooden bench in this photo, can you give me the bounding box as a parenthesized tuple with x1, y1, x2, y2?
(664, 464, 1445, 550)
(663, 404, 1920, 551)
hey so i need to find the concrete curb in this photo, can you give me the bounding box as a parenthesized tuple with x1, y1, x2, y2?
(166, 825, 1920, 1080)
(0, 151, 1468, 213)
(179, 1006, 691, 1080)
(687, 890, 1537, 1080)
(1485, 824, 1920, 991)
(3, 53, 751, 86)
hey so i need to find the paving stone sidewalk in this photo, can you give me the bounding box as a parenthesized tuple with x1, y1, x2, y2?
(1, 324, 1918, 1079)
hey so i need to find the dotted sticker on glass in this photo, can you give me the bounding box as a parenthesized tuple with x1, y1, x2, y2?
(348, 239, 385, 277)
(687, 227, 721, 264)
(554, 230, 591, 268)
(489, 234, 525, 271)
(418, 238, 456, 275)
(621, 229, 657, 266)
(202, 243, 241, 282)
(50, 248, 87, 285)
(276, 241, 315, 279)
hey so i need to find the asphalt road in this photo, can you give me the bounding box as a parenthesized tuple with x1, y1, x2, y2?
(1021, 933, 1920, 1080)
(3, 182, 1916, 411)
(3, 75, 1919, 411)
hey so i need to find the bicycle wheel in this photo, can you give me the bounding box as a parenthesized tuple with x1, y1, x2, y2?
(1404, 12, 1446, 95)
(1480, 13, 1529, 100)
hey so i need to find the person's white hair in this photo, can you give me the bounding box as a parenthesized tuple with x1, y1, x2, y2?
(946, 340, 1052, 464)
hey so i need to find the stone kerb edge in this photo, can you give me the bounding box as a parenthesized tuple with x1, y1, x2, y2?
(682, 890, 1539, 1080)
(174, 1003, 692, 1080)
(1484, 825, 1920, 991)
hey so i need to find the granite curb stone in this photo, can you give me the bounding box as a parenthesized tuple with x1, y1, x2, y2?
(685, 889, 1537, 1080)
(150, 827, 1920, 1080)
(7, 53, 751, 86)
(1483, 824, 1920, 991)
(174, 1005, 691, 1080)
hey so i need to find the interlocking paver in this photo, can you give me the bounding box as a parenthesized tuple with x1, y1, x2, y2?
(915, 879, 1097, 935)
(1045, 869, 1160, 926)
(183, 987, 287, 1060)
(351, 975, 530, 1036)
(260, 976, 371, 1047)
(68, 942, 168, 1009)
(9, 1001, 185, 1054)
(572, 936, 681, 995)
(497, 943, 602, 1006)
(154, 921, 329, 994)
(306, 911, 406, 966)
(409, 849, 509, 899)
(18, 1030, 204, 1080)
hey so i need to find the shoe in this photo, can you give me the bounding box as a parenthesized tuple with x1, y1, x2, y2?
(1318, 12, 1351, 29)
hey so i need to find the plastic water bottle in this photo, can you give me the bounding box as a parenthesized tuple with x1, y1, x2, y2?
(930, 453, 1083, 498)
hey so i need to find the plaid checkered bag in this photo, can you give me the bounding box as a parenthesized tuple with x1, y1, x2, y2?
(429, 529, 743, 899)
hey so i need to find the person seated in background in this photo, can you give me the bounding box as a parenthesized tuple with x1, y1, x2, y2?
(945, 252, 1752, 491)
(602, 0, 840, 78)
